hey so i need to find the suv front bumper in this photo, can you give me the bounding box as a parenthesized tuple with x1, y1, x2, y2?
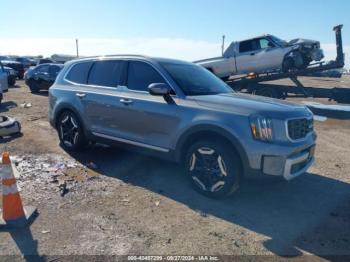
(244, 132, 317, 180)
(262, 145, 315, 180)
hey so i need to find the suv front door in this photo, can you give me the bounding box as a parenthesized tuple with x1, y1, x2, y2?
(93, 60, 181, 152)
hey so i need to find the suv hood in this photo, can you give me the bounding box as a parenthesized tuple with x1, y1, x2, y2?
(192, 93, 311, 119)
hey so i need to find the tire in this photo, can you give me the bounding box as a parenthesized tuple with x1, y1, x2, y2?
(298, 55, 311, 70)
(282, 57, 295, 72)
(8, 76, 16, 86)
(57, 111, 86, 152)
(184, 140, 241, 199)
(28, 79, 40, 93)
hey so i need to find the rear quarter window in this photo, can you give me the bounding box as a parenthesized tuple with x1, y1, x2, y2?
(66, 62, 93, 84)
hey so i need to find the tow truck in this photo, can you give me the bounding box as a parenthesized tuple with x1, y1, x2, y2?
(223, 25, 350, 104)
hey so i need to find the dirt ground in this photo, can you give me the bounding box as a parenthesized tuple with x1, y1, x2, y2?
(0, 77, 350, 261)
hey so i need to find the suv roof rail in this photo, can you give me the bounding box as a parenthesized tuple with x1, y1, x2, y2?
(72, 54, 151, 60)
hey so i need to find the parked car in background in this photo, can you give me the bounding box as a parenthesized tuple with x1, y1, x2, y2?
(0, 60, 25, 79)
(0, 55, 12, 61)
(3, 66, 17, 86)
(0, 62, 9, 94)
(15, 57, 36, 68)
(25, 63, 64, 93)
(37, 58, 54, 65)
(196, 34, 324, 79)
(49, 55, 316, 198)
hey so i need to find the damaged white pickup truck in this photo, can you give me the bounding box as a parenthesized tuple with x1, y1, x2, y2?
(195, 35, 324, 79)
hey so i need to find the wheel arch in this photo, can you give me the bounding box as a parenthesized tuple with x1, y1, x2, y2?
(54, 104, 87, 134)
(175, 125, 249, 175)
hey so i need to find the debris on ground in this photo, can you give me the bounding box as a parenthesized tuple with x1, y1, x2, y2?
(41, 230, 50, 234)
(20, 102, 32, 108)
(0, 115, 21, 137)
(87, 161, 98, 169)
(12, 154, 100, 197)
(59, 180, 68, 197)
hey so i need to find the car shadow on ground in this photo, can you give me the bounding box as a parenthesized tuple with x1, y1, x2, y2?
(68, 145, 350, 258)
(9, 84, 22, 89)
(0, 101, 17, 113)
(0, 133, 23, 143)
(30, 91, 48, 97)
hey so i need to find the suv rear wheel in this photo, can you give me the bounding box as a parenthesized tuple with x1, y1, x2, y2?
(185, 140, 241, 199)
(57, 111, 86, 151)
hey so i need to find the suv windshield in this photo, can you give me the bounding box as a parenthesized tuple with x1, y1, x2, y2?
(161, 62, 232, 96)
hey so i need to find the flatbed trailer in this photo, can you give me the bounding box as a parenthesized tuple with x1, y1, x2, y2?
(225, 25, 350, 104)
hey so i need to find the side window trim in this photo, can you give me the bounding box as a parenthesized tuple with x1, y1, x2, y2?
(63, 58, 177, 96)
(63, 61, 94, 85)
(125, 60, 176, 95)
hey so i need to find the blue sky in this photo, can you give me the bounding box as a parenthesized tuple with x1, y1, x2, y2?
(0, 0, 349, 67)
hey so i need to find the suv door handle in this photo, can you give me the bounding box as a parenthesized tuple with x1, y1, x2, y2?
(120, 98, 133, 105)
(76, 93, 86, 98)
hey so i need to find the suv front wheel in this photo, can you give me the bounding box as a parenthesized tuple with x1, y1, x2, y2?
(57, 111, 86, 151)
(185, 140, 241, 199)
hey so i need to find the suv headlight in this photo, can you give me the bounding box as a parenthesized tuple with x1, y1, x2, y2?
(249, 115, 273, 142)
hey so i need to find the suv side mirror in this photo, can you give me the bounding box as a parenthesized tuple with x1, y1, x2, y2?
(148, 83, 171, 96)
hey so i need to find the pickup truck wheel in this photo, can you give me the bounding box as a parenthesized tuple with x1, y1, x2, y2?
(185, 140, 241, 199)
(57, 111, 86, 152)
(282, 57, 295, 72)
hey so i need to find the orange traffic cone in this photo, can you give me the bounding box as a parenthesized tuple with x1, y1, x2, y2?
(0, 152, 37, 228)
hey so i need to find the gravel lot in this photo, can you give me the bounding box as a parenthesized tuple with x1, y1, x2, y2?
(0, 77, 350, 261)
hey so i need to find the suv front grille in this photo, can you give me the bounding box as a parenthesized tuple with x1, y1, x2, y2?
(287, 118, 313, 140)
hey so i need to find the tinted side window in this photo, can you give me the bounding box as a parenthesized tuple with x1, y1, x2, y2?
(239, 40, 253, 53)
(49, 65, 62, 76)
(66, 62, 93, 84)
(37, 65, 50, 73)
(127, 61, 165, 91)
(88, 60, 124, 87)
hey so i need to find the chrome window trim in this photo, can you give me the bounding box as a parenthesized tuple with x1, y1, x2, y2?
(62, 58, 178, 97)
(92, 132, 170, 153)
(285, 116, 313, 143)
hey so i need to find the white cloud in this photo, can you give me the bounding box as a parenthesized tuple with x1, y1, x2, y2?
(321, 43, 350, 68)
(0, 38, 348, 68)
(0, 37, 222, 61)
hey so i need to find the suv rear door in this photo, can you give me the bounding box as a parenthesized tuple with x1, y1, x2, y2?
(75, 60, 127, 136)
(91, 60, 181, 152)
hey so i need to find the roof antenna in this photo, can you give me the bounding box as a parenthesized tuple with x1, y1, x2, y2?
(221, 35, 226, 56)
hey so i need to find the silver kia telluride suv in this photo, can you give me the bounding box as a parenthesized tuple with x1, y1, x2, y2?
(49, 55, 316, 198)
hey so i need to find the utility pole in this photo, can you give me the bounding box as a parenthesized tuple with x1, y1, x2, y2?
(221, 35, 225, 56)
(76, 39, 79, 57)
